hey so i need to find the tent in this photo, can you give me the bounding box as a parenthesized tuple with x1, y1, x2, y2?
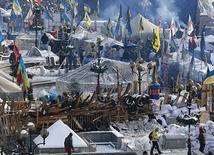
(0, 72, 22, 100)
(123, 13, 157, 38)
(33, 120, 87, 149)
(56, 58, 133, 93)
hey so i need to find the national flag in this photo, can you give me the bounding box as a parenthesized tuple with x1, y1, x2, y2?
(106, 18, 113, 37)
(170, 35, 177, 51)
(45, 6, 54, 21)
(60, 2, 70, 10)
(93, 0, 99, 17)
(139, 17, 144, 33)
(188, 37, 197, 52)
(60, 8, 71, 23)
(115, 5, 122, 36)
(13, 44, 21, 63)
(170, 17, 176, 36)
(200, 28, 208, 66)
(181, 44, 187, 61)
(180, 29, 187, 44)
(36, 0, 42, 5)
(10, 8, 16, 21)
(0, 32, 4, 43)
(187, 15, 194, 36)
(203, 68, 214, 84)
(152, 27, 161, 52)
(126, 7, 131, 22)
(13, 0, 22, 14)
(84, 11, 91, 27)
(84, 3, 91, 13)
(187, 51, 195, 78)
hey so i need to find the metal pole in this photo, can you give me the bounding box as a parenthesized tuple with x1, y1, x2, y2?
(138, 70, 142, 94)
(29, 131, 33, 155)
(96, 45, 101, 95)
(35, 6, 38, 48)
(187, 91, 191, 155)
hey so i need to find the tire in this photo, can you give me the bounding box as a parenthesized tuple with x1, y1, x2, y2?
(85, 122, 95, 131)
(128, 103, 137, 115)
(95, 120, 101, 130)
(123, 95, 134, 106)
(136, 96, 146, 107)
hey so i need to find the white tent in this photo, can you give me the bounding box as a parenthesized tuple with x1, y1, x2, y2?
(123, 13, 158, 38)
(0, 74, 22, 100)
(33, 119, 87, 148)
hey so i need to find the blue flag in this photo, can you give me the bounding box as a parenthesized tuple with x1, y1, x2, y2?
(0, 32, 4, 43)
(45, 6, 54, 21)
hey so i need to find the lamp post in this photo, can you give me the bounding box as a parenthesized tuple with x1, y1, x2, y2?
(129, 61, 151, 94)
(186, 79, 198, 155)
(19, 122, 49, 155)
(90, 38, 107, 95)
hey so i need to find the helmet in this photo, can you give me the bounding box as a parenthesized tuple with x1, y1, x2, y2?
(199, 126, 203, 131)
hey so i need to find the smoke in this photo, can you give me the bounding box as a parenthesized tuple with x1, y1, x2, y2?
(100, 5, 120, 21)
(154, 0, 187, 28)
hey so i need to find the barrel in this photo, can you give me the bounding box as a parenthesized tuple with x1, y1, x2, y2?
(150, 83, 160, 99)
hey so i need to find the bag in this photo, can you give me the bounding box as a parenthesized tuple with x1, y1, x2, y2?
(149, 131, 153, 140)
(63, 148, 67, 153)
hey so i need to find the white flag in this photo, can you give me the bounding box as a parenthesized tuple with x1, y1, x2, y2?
(187, 15, 194, 36)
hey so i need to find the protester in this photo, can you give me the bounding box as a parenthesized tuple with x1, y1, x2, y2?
(150, 127, 162, 155)
(41, 33, 49, 50)
(64, 132, 75, 155)
(197, 126, 206, 153)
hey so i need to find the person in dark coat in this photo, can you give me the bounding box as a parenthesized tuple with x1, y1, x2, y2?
(41, 33, 49, 50)
(197, 126, 206, 153)
(64, 133, 75, 155)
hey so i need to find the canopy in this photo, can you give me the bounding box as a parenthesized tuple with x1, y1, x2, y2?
(33, 120, 87, 148)
(0, 72, 22, 100)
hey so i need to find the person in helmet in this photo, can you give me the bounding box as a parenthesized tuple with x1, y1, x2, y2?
(197, 126, 206, 153)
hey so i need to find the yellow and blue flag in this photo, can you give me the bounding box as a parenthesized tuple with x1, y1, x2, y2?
(45, 6, 54, 21)
(13, 0, 22, 14)
(203, 67, 214, 84)
(84, 3, 91, 13)
(126, 7, 131, 22)
(187, 52, 195, 78)
(139, 17, 144, 33)
(106, 18, 113, 37)
(60, 1, 70, 10)
(181, 44, 187, 61)
(125, 7, 132, 36)
(115, 5, 122, 36)
(84, 11, 91, 27)
(94, 0, 99, 18)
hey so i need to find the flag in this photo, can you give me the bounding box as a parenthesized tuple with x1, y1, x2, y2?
(170, 35, 177, 52)
(125, 7, 132, 36)
(84, 11, 91, 27)
(203, 68, 214, 84)
(106, 18, 113, 37)
(170, 17, 176, 36)
(187, 15, 194, 36)
(181, 44, 187, 61)
(115, 5, 122, 36)
(94, 0, 99, 17)
(13, 0, 22, 14)
(188, 37, 197, 52)
(13, 44, 21, 63)
(0, 32, 4, 43)
(84, 3, 91, 13)
(36, 0, 42, 5)
(126, 7, 131, 22)
(60, 2, 70, 10)
(180, 29, 187, 45)
(187, 52, 194, 78)
(139, 17, 144, 33)
(152, 28, 161, 52)
(45, 6, 54, 21)
(200, 28, 208, 66)
(60, 8, 71, 23)
(10, 8, 16, 21)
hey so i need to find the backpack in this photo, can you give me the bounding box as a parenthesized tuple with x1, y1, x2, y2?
(149, 131, 153, 140)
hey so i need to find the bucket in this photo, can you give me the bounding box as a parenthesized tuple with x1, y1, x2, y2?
(150, 83, 160, 99)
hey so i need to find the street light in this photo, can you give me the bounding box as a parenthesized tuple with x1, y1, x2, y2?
(129, 61, 151, 94)
(19, 122, 49, 155)
(176, 80, 200, 155)
(90, 38, 108, 95)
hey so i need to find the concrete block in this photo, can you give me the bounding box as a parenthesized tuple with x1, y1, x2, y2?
(162, 134, 186, 150)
